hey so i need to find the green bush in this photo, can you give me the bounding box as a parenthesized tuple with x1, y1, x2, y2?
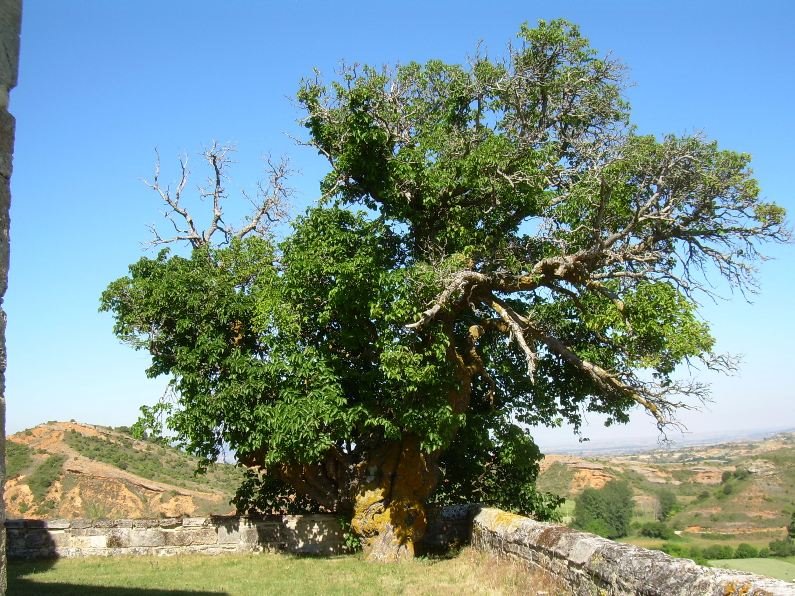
(573, 480, 634, 539)
(660, 542, 707, 565)
(657, 489, 677, 521)
(703, 544, 734, 560)
(734, 543, 758, 559)
(768, 538, 795, 557)
(639, 521, 674, 540)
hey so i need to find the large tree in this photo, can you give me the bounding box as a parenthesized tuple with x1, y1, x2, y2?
(101, 21, 788, 561)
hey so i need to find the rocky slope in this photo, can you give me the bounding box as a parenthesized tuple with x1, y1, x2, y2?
(4, 421, 241, 519)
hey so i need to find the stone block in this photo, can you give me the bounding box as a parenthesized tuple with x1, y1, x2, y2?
(23, 530, 51, 548)
(0, 0, 21, 96)
(181, 517, 207, 528)
(71, 534, 108, 550)
(130, 529, 166, 548)
(70, 519, 93, 529)
(106, 529, 131, 549)
(252, 520, 283, 542)
(282, 515, 343, 554)
(132, 519, 161, 528)
(217, 525, 241, 545)
(158, 518, 181, 529)
(48, 531, 71, 548)
(163, 528, 217, 547)
(44, 519, 71, 530)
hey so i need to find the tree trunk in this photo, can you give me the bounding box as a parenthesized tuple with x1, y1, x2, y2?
(351, 436, 438, 562)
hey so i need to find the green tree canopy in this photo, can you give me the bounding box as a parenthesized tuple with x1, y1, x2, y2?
(657, 488, 677, 521)
(574, 480, 634, 539)
(101, 20, 788, 561)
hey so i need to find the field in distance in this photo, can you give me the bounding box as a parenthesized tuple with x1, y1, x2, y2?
(537, 430, 795, 546)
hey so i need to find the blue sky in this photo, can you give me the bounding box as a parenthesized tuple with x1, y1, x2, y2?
(7, 0, 794, 450)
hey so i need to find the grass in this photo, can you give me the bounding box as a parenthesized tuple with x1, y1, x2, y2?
(27, 454, 67, 502)
(6, 440, 34, 477)
(536, 462, 574, 497)
(8, 549, 569, 595)
(710, 558, 795, 582)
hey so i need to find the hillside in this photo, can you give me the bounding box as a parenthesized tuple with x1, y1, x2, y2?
(537, 431, 795, 544)
(4, 421, 242, 519)
(6, 420, 794, 537)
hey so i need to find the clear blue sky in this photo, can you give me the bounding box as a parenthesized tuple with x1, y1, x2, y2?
(7, 0, 794, 450)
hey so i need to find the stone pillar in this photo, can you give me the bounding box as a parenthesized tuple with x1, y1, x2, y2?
(0, 0, 22, 592)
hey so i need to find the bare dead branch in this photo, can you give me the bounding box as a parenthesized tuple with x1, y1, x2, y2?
(143, 144, 291, 249)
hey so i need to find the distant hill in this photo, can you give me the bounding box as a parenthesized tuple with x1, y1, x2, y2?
(6, 420, 794, 538)
(537, 431, 795, 541)
(4, 421, 242, 519)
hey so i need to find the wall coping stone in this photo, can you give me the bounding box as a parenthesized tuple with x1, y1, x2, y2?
(471, 506, 795, 596)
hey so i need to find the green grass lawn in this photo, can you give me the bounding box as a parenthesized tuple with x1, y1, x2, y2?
(8, 549, 568, 595)
(709, 558, 795, 582)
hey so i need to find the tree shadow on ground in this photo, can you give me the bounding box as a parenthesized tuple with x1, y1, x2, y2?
(9, 580, 227, 596)
(8, 562, 227, 596)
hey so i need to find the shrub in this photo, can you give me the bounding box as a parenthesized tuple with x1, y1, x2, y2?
(703, 545, 735, 560)
(768, 539, 795, 557)
(5, 441, 33, 477)
(657, 489, 677, 521)
(695, 490, 710, 502)
(659, 543, 707, 565)
(573, 480, 634, 539)
(734, 543, 758, 559)
(27, 454, 66, 502)
(640, 521, 674, 540)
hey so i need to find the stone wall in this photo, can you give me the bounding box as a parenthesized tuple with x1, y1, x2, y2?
(0, 0, 22, 593)
(6, 515, 346, 559)
(471, 507, 795, 596)
(7, 508, 795, 594)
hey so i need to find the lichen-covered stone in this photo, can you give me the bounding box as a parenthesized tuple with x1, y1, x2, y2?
(471, 507, 795, 596)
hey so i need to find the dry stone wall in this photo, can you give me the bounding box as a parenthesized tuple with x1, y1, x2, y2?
(7, 507, 795, 594)
(6, 515, 345, 559)
(471, 507, 795, 596)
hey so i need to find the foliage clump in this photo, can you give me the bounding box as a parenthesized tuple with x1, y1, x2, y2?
(5, 441, 33, 478)
(27, 454, 66, 503)
(101, 19, 789, 558)
(573, 480, 634, 538)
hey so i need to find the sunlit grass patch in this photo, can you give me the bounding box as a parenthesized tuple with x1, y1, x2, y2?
(9, 548, 569, 595)
(709, 558, 795, 582)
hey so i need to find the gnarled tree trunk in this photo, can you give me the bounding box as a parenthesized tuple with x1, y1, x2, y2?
(351, 436, 438, 562)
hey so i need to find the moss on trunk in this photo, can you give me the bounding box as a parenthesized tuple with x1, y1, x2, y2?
(352, 436, 437, 561)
